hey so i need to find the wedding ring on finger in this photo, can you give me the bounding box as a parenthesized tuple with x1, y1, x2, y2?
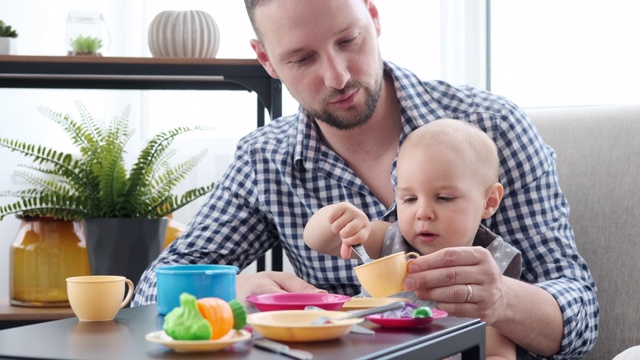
(464, 284, 473, 303)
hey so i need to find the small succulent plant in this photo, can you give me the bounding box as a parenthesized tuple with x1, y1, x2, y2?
(69, 34, 103, 55)
(0, 20, 18, 38)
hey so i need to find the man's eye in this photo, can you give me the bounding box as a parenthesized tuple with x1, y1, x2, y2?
(292, 56, 309, 65)
(289, 54, 315, 66)
(339, 37, 354, 46)
(339, 33, 360, 47)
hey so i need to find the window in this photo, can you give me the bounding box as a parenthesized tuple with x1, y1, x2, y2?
(489, 0, 640, 107)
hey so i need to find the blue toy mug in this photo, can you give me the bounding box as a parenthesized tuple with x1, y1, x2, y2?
(155, 264, 239, 315)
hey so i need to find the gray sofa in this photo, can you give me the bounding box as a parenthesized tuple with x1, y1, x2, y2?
(527, 105, 640, 360)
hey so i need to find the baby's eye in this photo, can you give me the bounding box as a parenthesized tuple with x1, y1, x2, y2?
(437, 195, 455, 202)
(402, 197, 417, 204)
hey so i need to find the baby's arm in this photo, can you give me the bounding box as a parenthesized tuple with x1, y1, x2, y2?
(486, 325, 516, 360)
(304, 202, 389, 259)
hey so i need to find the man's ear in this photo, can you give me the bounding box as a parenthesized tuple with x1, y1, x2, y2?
(482, 183, 504, 219)
(367, 0, 382, 37)
(250, 39, 280, 79)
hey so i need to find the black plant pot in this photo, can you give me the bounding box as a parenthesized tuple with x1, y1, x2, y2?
(84, 218, 167, 289)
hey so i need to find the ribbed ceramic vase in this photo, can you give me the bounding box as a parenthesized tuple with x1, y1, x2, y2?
(148, 10, 220, 58)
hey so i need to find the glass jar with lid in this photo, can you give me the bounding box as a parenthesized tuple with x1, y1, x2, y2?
(66, 9, 110, 56)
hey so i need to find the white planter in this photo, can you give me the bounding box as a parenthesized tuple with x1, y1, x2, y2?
(148, 10, 220, 58)
(0, 37, 17, 55)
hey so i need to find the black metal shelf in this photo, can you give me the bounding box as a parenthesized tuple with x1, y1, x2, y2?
(0, 55, 283, 271)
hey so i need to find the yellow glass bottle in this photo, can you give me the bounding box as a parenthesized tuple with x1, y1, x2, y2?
(163, 214, 186, 250)
(10, 216, 91, 307)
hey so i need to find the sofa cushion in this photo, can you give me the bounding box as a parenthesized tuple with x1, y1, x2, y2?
(527, 105, 640, 360)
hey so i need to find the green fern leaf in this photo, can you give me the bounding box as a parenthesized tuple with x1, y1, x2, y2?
(0, 102, 215, 220)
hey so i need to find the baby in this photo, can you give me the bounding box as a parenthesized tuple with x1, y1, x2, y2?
(304, 119, 521, 360)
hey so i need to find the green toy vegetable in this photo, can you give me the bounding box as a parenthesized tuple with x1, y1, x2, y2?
(411, 306, 433, 319)
(163, 292, 212, 340)
(228, 299, 247, 330)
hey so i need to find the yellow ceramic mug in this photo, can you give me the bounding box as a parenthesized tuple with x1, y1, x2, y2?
(66, 275, 134, 321)
(354, 251, 420, 298)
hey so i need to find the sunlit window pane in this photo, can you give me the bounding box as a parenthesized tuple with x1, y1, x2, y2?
(490, 0, 640, 107)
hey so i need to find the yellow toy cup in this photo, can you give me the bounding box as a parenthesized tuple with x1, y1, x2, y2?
(66, 275, 134, 321)
(354, 251, 420, 298)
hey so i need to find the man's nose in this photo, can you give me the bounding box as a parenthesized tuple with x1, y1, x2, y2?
(322, 53, 349, 89)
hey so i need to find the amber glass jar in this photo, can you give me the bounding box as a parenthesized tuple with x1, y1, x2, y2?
(162, 214, 186, 250)
(10, 216, 91, 307)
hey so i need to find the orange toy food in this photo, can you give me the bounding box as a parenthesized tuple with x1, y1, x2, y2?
(196, 297, 234, 340)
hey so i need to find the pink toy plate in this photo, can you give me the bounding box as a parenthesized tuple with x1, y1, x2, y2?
(366, 309, 448, 328)
(246, 293, 352, 311)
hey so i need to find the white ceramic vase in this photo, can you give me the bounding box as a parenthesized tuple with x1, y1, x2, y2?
(148, 10, 220, 58)
(0, 37, 17, 55)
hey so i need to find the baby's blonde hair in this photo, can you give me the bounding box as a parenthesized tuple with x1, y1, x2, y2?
(399, 119, 500, 184)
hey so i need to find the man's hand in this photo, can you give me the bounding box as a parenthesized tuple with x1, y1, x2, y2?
(403, 246, 563, 356)
(236, 272, 327, 306)
(327, 202, 371, 259)
(402, 246, 506, 325)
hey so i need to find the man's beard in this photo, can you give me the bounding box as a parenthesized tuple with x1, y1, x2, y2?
(305, 75, 383, 131)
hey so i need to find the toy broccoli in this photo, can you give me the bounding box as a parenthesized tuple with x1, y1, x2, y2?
(411, 306, 433, 319)
(163, 293, 212, 340)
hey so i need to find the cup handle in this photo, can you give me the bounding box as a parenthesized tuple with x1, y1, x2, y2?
(405, 251, 420, 261)
(119, 279, 135, 309)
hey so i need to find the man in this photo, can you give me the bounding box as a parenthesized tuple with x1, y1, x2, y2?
(134, 1, 598, 358)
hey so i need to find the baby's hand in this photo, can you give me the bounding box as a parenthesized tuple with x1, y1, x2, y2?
(327, 202, 371, 259)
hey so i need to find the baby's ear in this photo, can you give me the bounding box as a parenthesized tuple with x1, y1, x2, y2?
(482, 183, 504, 218)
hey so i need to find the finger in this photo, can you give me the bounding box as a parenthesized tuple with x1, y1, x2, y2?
(404, 264, 475, 292)
(340, 228, 370, 247)
(433, 286, 483, 319)
(419, 284, 474, 303)
(329, 214, 351, 234)
(329, 212, 363, 239)
(407, 247, 483, 274)
(340, 244, 353, 259)
(404, 249, 493, 292)
(274, 272, 328, 294)
(327, 205, 347, 223)
(413, 284, 480, 320)
(413, 280, 476, 303)
(336, 220, 367, 240)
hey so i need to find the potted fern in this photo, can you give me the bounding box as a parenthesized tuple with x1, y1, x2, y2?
(0, 101, 215, 286)
(0, 19, 18, 55)
(68, 34, 103, 56)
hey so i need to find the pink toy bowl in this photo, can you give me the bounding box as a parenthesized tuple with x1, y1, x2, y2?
(246, 293, 351, 311)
